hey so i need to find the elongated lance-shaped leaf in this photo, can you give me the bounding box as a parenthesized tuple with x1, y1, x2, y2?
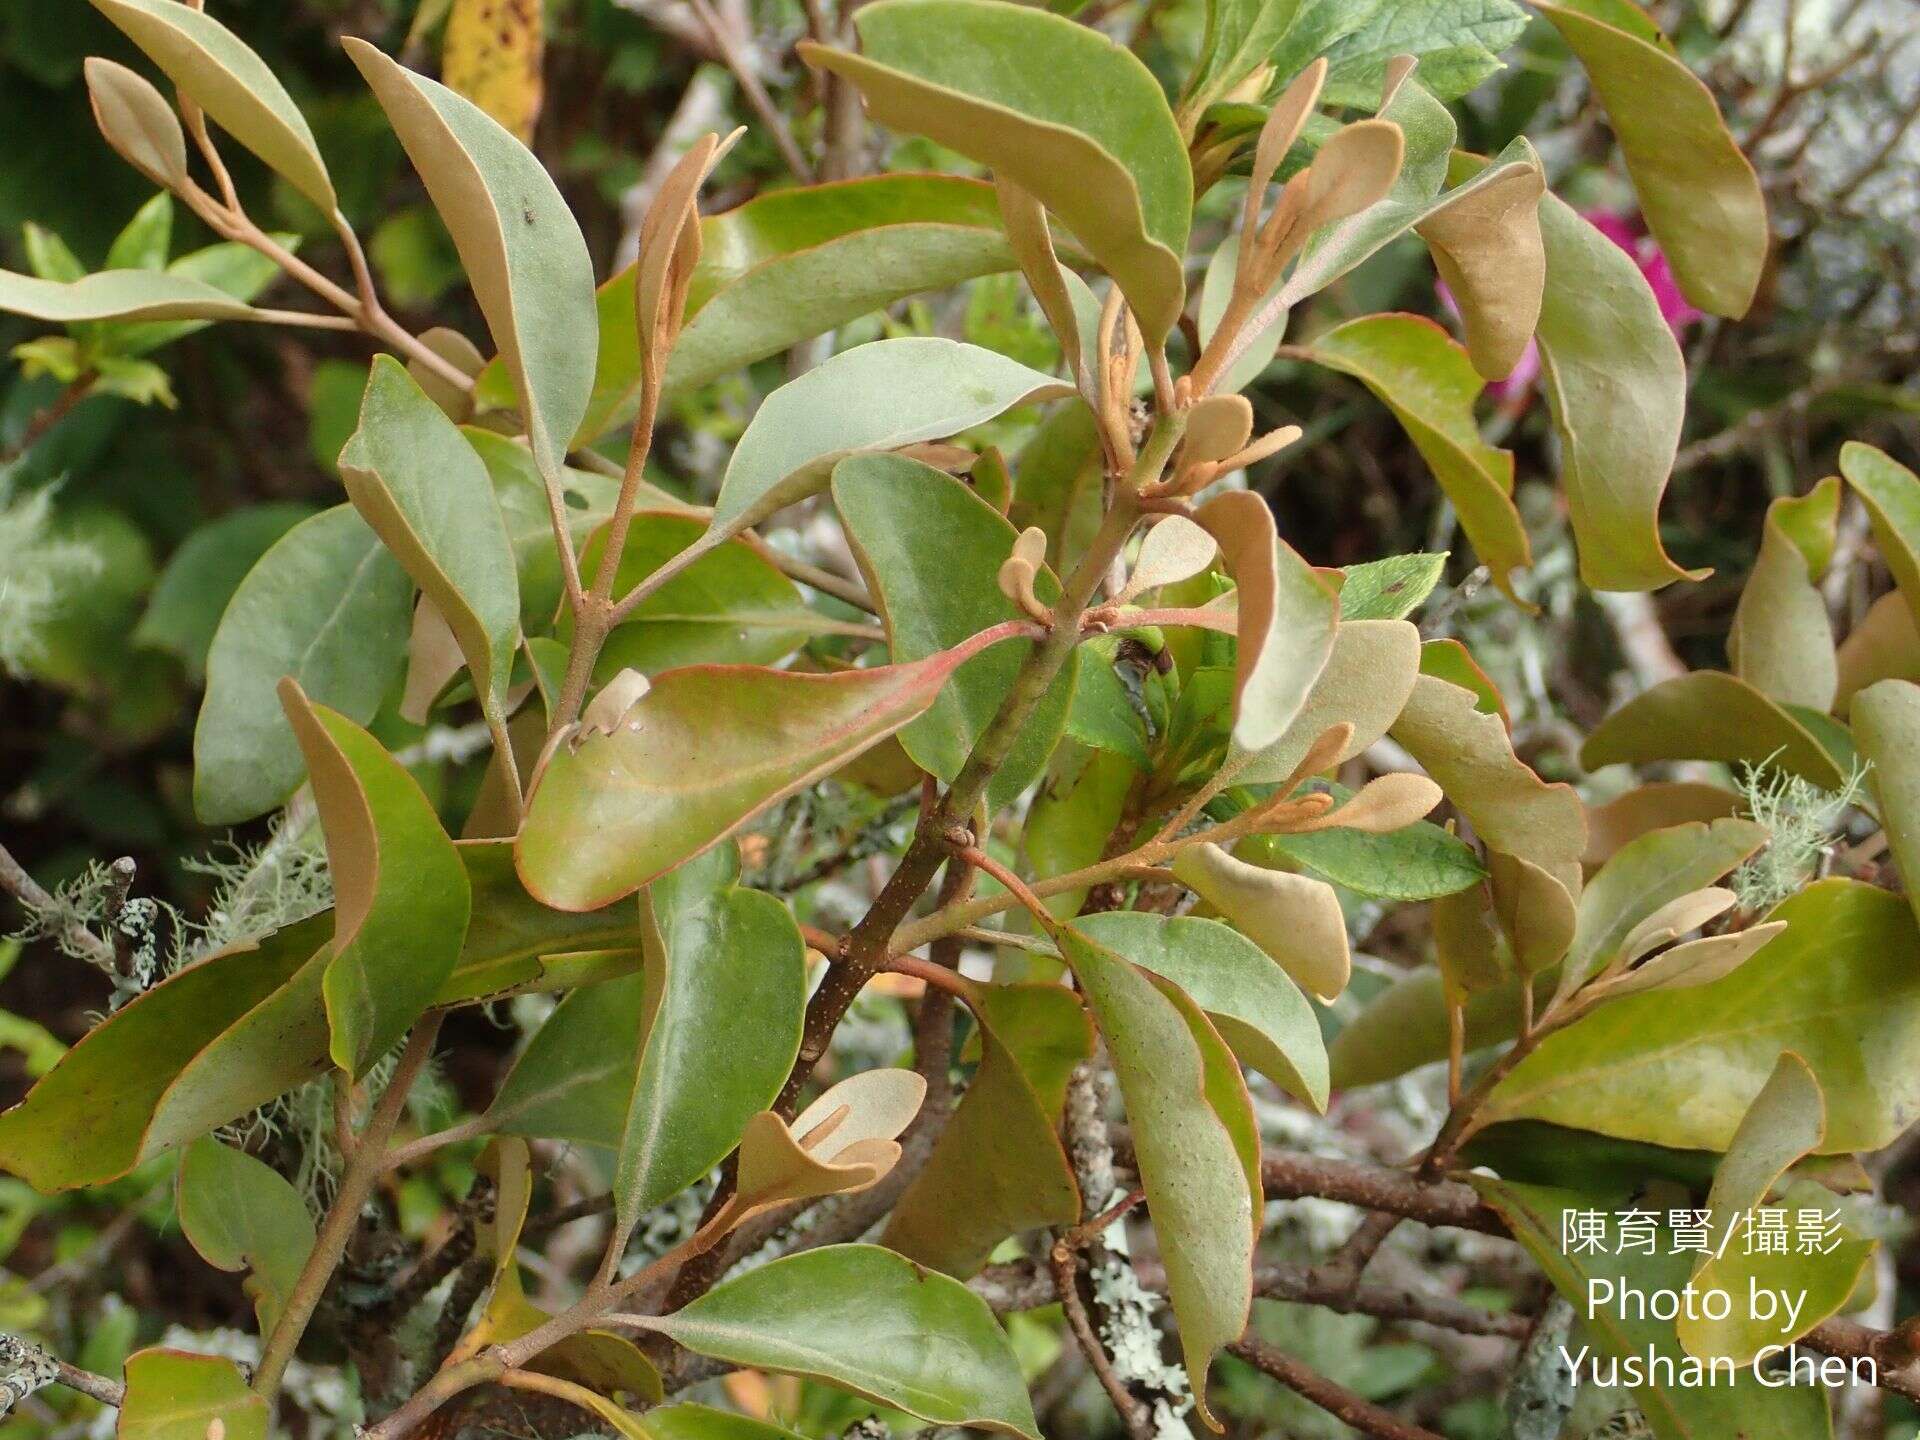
(1854, 679, 1920, 930)
(1193, 489, 1338, 752)
(280, 679, 471, 1075)
(347, 38, 595, 481)
(0, 268, 260, 326)
(803, 0, 1191, 340)
(1839, 442, 1920, 626)
(1060, 927, 1253, 1428)
(176, 1137, 316, 1332)
(340, 357, 520, 710)
(1299, 315, 1530, 599)
(194, 505, 413, 823)
(884, 982, 1090, 1276)
(648, 1245, 1040, 1439)
(90, 0, 335, 210)
(516, 624, 1027, 910)
(1536, 0, 1766, 318)
(711, 337, 1069, 541)
(1728, 477, 1839, 711)
(1535, 192, 1704, 592)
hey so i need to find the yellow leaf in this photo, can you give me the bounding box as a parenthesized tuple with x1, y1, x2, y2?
(443, 0, 545, 142)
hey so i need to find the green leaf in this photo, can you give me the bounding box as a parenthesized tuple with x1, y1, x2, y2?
(1027, 746, 1137, 918)
(884, 982, 1090, 1275)
(1535, 193, 1702, 592)
(496, 846, 804, 1226)
(1483, 879, 1920, 1151)
(517, 634, 1016, 910)
(1839, 442, 1920, 626)
(1322, 0, 1528, 106)
(1060, 927, 1253, 1426)
(1338, 552, 1448, 620)
(1676, 1054, 1874, 1364)
(90, 0, 335, 211)
(581, 513, 817, 679)
(112, 241, 288, 356)
(671, 175, 1017, 399)
(1243, 794, 1488, 902)
(0, 268, 259, 325)
(133, 502, 315, 680)
(1065, 640, 1152, 767)
(281, 680, 470, 1075)
(1304, 314, 1530, 597)
(118, 1349, 269, 1440)
(347, 39, 595, 481)
(1392, 673, 1585, 894)
(176, 1137, 316, 1332)
(1728, 478, 1840, 711)
(805, 0, 1191, 340)
(1195, 490, 1338, 752)
(1079, 911, 1328, 1111)
(194, 505, 412, 824)
(1557, 817, 1769, 996)
(106, 192, 174, 271)
(340, 357, 520, 710)
(835, 452, 1076, 809)
(0, 917, 325, 1190)
(648, 1244, 1040, 1439)
(84, 58, 190, 191)
(637, 1406, 806, 1440)
(1853, 679, 1920, 930)
(1475, 1178, 1834, 1440)
(1580, 671, 1848, 789)
(712, 337, 1068, 540)
(463, 427, 624, 628)
(1187, 0, 1306, 114)
(1537, 0, 1766, 317)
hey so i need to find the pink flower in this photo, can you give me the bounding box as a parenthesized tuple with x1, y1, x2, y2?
(1438, 207, 1700, 403)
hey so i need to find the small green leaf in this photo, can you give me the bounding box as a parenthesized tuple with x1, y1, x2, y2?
(134, 502, 315, 680)
(1482, 879, 1920, 1152)
(1728, 478, 1840, 711)
(1027, 746, 1137, 918)
(347, 39, 595, 481)
(1338, 552, 1448, 620)
(835, 453, 1076, 809)
(91, 0, 335, 211)
(712, 337, 1069, 540)
(1060, 927, 1251, 1427)
(84, 58, 190, 191)
(1839, 442, 1920, 626)
(1321, 0, 1528, 106)
(281, 680, 470, 1075)
(106, 192, 174, 272)
(340, 357, 520, 710)
(648, 1244, 1041, 1439)
(1537, 0, 1767, 317)
(193, 505, 412, 824)
(805, 0, 1191, 339)
(517, 635, 1016, 910)
(1243, 795, 1488, 902)
(884, 982, 1090, 1275)
(1853, 679, 1920, 930)
(176, 1137, 316, 1332)
(118, 1349, 268, 1440)
(1187, 0, 1306, 114)
(1580, 671, 1848, 789)
(1536, 193, 1703, 592)
(1300, 315, 1530, 599)
(1079, 911, 1328, 1111)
